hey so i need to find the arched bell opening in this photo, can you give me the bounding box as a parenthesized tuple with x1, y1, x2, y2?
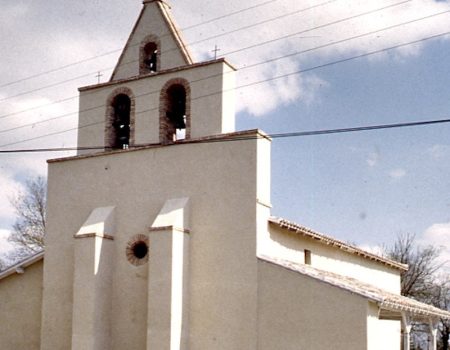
(112, 94, 131, 149)
(105, 88, 135, 150)
(140, 35, 161, 75)
(159, 78, 191, 144)
(143, 42, 158, 73)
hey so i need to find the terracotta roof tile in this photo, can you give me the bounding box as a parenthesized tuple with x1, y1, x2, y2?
(269, 217, 408, 271)
(259, 255, 450, 320)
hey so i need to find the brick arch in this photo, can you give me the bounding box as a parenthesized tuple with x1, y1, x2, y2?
(159, 78, 191, 144)
(139, 34, 161, 75)
(105, 87, 136, 150)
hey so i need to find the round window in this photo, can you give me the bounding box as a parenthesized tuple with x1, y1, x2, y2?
(126, 234, 149, 266)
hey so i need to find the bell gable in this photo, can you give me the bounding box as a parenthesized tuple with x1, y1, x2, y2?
(111, 0, 193, 81)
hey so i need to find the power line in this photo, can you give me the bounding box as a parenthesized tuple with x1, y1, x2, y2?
(0, 0, 436, 123)
(0, 0, 337, 102)
(2, 0, 408, 104)
(217, 0, 411, 57)
(180, 0, 281, 31)
(114, 1, 411, 71)
(1, 117, 450, 153)
(0, 0, 284, 90)
(0, 71, 100, 103)
(245, 10, 450, 70)
(1, 26, 449, 140)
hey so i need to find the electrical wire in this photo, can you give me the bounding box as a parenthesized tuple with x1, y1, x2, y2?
(1, 117, 449, 153)
(116, 0, 410, 70)
(200, 0, 411, 57)
(0, 0, 338, 102)
(0, 0, 401, 103)
(1, 2, 444, 125)
(0, 0, 288, 90)
(1, 27, 449, 140)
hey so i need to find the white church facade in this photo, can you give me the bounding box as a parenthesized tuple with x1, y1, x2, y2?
(1, 1, 449, 349)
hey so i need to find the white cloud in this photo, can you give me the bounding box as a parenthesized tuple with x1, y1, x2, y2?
(0, 0, 449, 229)
(0, 3, 29, 27)
(0, 172, 23, 225)
(175, 0, 450, 116)
(422, 222, 450, 271)
(388, 168, 406, 179)
(366, 151, 380, 167)
(0, 230, 15, 257)
(358, 243, 384, 257)
(427, 144, 450, 159)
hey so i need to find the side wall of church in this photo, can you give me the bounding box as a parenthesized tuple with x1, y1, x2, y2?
(257, 260, 368, 350)
(259, 224, 401, 293)
(0, 260, 43, 350)
(367, 302, 401, 350)
(41, 133, 268, 349)
(77, 61, 235, 153)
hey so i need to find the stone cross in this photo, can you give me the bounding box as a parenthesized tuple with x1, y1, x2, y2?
(95, 71, 103, 84)
(212, 45, 220, 59)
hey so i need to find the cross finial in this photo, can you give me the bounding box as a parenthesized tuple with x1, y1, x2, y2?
(95, 71, 103, 84)
(212, 45, 221, 59)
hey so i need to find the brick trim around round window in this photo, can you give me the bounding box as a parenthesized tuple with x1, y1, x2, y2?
(104, 87, 136, 150)
(159, 77, 191, 144)
(126, 234, 149, 266)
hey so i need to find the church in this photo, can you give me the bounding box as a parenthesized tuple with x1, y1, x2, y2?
(0, 1, 449, 349)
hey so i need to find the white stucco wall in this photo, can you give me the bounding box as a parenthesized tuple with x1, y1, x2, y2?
(77, 60, 235, 153)
(259, 224, 401, 293)
(41, 132, 269, 349)
(367, 302, 401, 350)
(0, 260, 43, 350)
(257, 259, 368, 350)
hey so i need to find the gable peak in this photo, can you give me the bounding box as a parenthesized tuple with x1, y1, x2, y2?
(143, 0, 167, 6)
(110, 0, 193, 81)
(142, 0, 172, 11)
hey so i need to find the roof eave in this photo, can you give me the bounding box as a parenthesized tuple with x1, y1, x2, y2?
(0, 251, 44, 281)
(269, 217, 408, 271)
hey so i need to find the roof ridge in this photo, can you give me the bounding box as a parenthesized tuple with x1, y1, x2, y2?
(269, 216, 408, 271)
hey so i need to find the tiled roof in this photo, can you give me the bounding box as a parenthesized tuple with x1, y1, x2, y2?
(259, 255, 450, 320)
(269, 217, 408, 271)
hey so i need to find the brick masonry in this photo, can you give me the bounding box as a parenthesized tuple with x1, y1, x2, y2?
(126, 233, 150, 266)
(139, 35, 162, 75)
(104, 87, 136, 150)
(159, 77, 191, 144)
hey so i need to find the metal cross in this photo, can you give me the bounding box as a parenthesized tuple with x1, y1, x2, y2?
(95, 71, 103, 84)
(212, 45, 221, 59)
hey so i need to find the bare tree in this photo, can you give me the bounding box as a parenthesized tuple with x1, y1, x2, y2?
(386, 233, 442, 300)
(0, 257, 6, 271)
(385, 233, 445, 349)
(429, 280, 450, 350)
(8, 176, 46, 254)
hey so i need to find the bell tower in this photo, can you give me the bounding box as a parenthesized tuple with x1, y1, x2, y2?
(76, 0, 236, 153)
(41, 1, 271, 349)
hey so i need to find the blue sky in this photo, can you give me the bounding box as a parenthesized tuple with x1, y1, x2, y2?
(240, 38, 450, 247)
(0, 0, 449, 264)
